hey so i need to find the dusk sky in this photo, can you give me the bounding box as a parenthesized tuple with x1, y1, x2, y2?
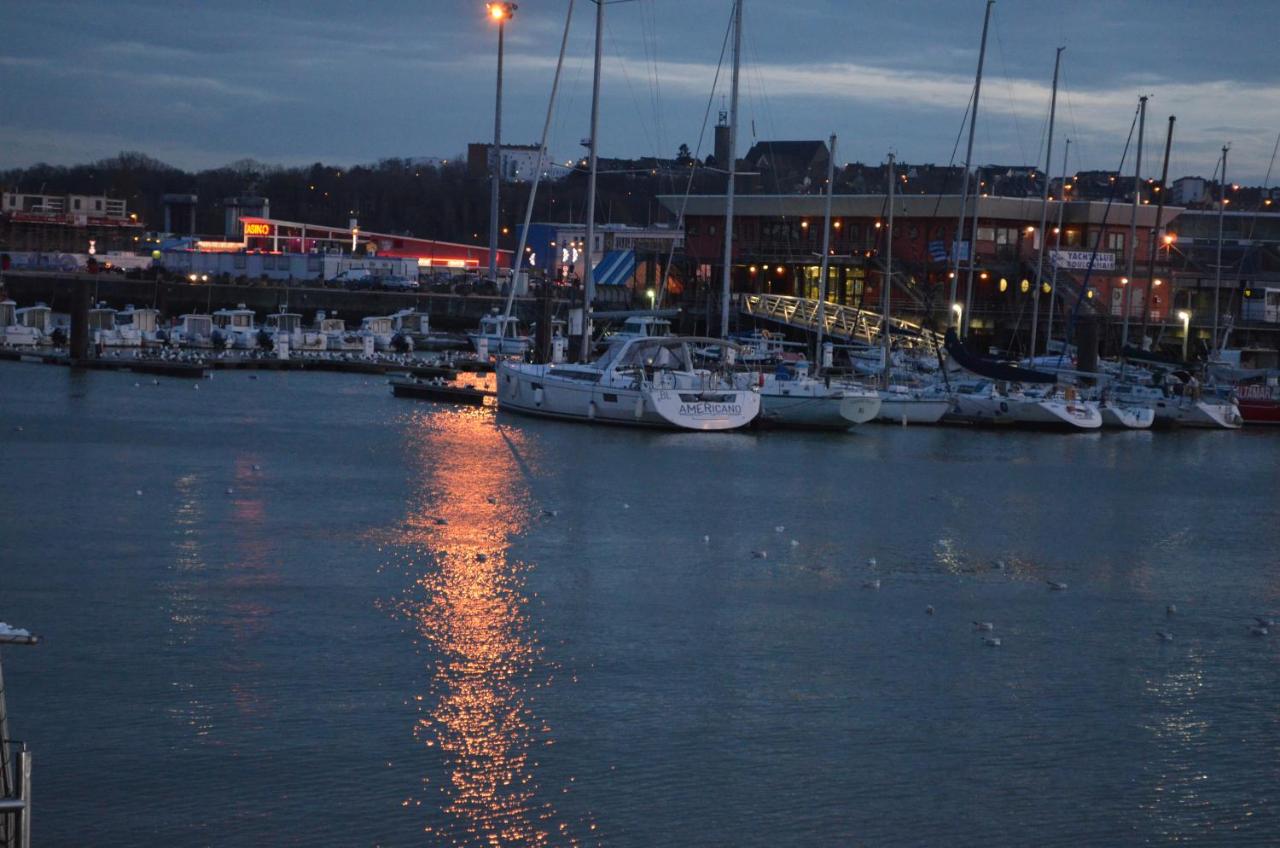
(4, 0, 1279, 183)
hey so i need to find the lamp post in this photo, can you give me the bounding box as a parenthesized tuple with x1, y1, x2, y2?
(1177, 309, 1191, 360)
(486, 2, 517, 285)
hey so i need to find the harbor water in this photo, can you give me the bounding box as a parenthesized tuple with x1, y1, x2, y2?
(2, 362, 1278, 846)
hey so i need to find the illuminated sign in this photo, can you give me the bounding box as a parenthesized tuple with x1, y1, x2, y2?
(243, 222, 272, 237)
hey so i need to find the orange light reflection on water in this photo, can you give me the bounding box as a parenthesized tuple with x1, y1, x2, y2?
(392, 406, 579, 847)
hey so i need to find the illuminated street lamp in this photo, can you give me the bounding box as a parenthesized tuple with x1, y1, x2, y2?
(951, 302, 963, 326)
(1177, 309, 1191, 360)
(486, 2, 518, 284)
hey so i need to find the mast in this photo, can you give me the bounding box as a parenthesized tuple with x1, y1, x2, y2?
(1029, 47, 1063, 359)
(882, 152, 896, 389)
(487, 6, 509, 284)
(719, 0, 743, 339)
(1043, 138, 1070, 352)
(1121, 95, 1147, 349)
(950, 0, 994, 334)
(578, 0, 605, 361)
(1212, 144, 1229, 353)
(1139, 116, 1175, 345)
(814, 133, 837, 369)
(503, 0, 576, 324)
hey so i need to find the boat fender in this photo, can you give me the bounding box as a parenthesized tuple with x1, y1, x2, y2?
(588, 401, 597, 420)
(634, 395, 645, 419)
(999, 401, 1009, 413)
(534, 387, 544, 407)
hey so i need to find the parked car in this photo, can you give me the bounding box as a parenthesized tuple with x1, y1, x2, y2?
(381, 276, 420, 291)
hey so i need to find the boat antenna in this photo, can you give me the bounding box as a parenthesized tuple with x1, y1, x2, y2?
(502, 0, 576, 325)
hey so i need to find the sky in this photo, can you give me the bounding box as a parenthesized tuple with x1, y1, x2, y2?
(2, 0, 1279, 184)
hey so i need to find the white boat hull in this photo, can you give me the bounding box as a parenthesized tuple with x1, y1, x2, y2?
(497, 361, 758, 430)
(1008, 399, 1102, 430)
(1100, 404, 1154, 429)
(876, 396, 950, 424)
(469, 333, 530, 357)
(839, 393, 882, 424)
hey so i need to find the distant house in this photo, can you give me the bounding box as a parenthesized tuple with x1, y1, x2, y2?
(1172, 176, 1208, 206)
(741, 140, 830, 194)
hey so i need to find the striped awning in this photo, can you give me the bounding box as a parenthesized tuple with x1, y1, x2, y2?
(592, 250, 635, 286)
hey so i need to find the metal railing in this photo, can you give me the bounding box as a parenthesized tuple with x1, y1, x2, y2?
(739, 293, 944, 354)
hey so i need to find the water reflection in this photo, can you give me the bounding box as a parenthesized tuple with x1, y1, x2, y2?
(395, 407, 575, 846)
(167, 473, 215, 739)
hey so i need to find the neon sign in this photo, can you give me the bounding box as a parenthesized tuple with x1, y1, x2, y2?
(243, 222, 271, 237)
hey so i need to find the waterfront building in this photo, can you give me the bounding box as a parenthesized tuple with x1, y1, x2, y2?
(1, 191, 144, 253)
(516, 222, 684, 305)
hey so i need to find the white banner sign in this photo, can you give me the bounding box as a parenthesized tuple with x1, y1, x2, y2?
(1050, 250, 1116, 271)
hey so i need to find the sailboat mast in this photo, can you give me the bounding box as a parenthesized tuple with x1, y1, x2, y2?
(1212, 144, 1229, 353)
(883, 152, 896, 390)
(1029, 47, 1062, 359)
(814, 133, 837, 368)
(720, 0, 743, 339)
(503, 0, 576, 324)
(578, 0, 604, 361)
(1044, 138, 1070, 351)
(1122, 95, 1148, 349)
(951, 0, 994, 336)
(1139, 116, 1175, 344)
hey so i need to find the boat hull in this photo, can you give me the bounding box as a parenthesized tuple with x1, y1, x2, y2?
(469, 333, 530, 357)
(1008, 399, 1102, 430)
(755, 392, 852, 429)
(1099, 404, 1154, 429)
(496, 362, 758, 431)
(876, 397, 950, 424)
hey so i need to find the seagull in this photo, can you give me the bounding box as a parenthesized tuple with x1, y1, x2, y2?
(862, 579, 881, 590)
(991, 559, 1006, 571)
(623, 503, 630, 510)
(751, 550, 768, 559)
(702, 535, 710, 543)
(790, 539, 799, 547)
(1047, 580, 1068, 591)
(1156, 631, 1174, 642)
(1248, 625, 1269, 637)
(486, 496, 497, 504)
(13, 426, 21, 432)
(774, 525, 785, 533)
(542, 509, 559, 517)
(152, 379, 159, 385)
(476, 553, 488, 562)
(926, 605, 935, 616)
(867, 557, 877, 567)
(252, 464, 261, 471)
(983, 637, 1002, 647)
(434, 517, 448, 526)
(135, 489, 143, 496)
(973, 621, 994, 632)
(225, 488, 233, 495)
(1166, 604, 1178, 616)
(193, 384, 200, 390)
(1254, 616, 1276, 628)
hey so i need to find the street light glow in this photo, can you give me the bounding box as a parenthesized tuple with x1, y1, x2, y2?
(487, 2, 516, 21)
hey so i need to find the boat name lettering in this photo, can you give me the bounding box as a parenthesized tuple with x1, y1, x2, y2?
(678, 402, 742, 417)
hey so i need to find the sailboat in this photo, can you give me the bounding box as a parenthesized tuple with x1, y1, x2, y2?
(494, 0, 760, 431)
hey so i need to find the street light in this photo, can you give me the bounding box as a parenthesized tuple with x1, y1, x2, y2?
(951, 302, 963, 327)
(1177, 309, 1191, 360)
(486, 2, 518, 284)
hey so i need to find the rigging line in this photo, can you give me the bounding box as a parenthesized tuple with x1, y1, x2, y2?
(604, 18, 660, 170)
(991, 10, 1030, 167)
(1056, 101, 1140, 370)
(655, 5, 734, 308)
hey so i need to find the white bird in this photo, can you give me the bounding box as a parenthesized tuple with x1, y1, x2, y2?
(434, 517, 448, 525)
(1047, 580, 1068, 591)
(973, 621, 994, 632)
(486, 496, 497, 504)
(152, 379, 159, 385)
(225, 488, 233, 495)
(1254, 616, 1276, 628)
(252, 464, 261, 471)
(135, 489, 143, 496)
(623, 503, 630, 510)
(926, 605, 935, 616)
(476, 553, 488, 562)
(1248, 625, 1269, 637)
(134, 382, 140, 388)
(702, 535, 710, 543)
(1156, 631, 1174, 642)
(751, 550, 768, 560)
(991, 559, 1006, 570)
(1166, 604, 1178, 616)
(193, 384, 200, 390)
(867, 557, 877, 567)
(983, 637, 1002, 647)
(542, 509, 559, 517)
(13, 426, 21, 432)
(774, 525, 785, 533)
(863, 579, 881, 590)
(790, 539, 799, 547)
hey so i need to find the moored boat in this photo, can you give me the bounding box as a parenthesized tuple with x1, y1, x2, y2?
(497, 335, 759, 430)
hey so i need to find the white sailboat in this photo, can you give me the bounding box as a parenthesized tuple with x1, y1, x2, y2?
(497, 335, 760, 430)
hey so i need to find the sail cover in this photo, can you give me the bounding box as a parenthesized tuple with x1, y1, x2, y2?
(944, 329, 1057, 384)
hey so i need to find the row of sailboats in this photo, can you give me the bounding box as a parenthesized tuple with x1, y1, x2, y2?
(494, 0, 1242, 433)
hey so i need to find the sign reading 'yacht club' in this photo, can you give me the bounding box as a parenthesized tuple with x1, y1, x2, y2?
(1050, 250, 1116, 271)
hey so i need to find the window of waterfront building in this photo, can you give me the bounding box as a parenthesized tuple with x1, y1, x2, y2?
(1107, 232, 1125, 251)
(995, 227, 1018, 245)
(73, 198, 81, 210)
(1064, 229, 1082, 247)
(977, 227, 995, 242)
